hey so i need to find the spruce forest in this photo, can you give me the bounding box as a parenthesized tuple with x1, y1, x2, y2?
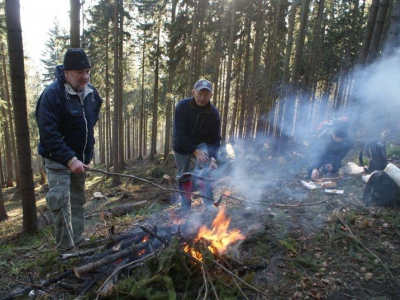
(1, 0, 400, 299)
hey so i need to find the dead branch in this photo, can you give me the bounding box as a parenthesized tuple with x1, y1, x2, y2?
(74, 244, 142, 278)
(138, 225, 170, 246)
(270, 200, 329, 208)
(60, 245, 106, 260)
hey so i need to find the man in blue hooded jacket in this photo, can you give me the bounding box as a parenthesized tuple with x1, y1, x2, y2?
(172, 79, 221, 210)
(35, 48, 102, 250)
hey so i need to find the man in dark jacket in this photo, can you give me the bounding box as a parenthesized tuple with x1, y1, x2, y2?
(172, 79, 221, 210)
(308, 121, 353, 181)
(35, 48, 103, 250)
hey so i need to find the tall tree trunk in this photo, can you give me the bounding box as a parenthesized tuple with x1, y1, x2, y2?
(188, 0, 199, 93)
(291, 0, 310, 88)
(150, 26, 160, 160)
(112, 0, 121, 185)
(105, 21, 111, 171)
(211, 1, 224, 111)
(1, 43, 19, 187)
(367, 0, 390, 63)
(358, 0, 380, 65)
(118, 0, 124, 170)
(138, 43, 145, 160)
(70, 0, 81, 47)
(383, 0, 400, 56)
(0, 106, 13, 187)
(163, 0, 178, 164)
(221, 0, 237, 144)
(238, 15, 252, 138)
(281, 0, 298, 90)
(245, 0, 263, 138)
(5, 0, 37, 234)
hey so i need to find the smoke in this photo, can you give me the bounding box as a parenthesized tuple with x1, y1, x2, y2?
(350, 47, 400, 138)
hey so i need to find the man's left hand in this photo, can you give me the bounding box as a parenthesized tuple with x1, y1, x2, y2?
(210, 158, 217, 169)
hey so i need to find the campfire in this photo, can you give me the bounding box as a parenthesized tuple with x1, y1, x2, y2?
(4, 204, 267, 299)
(184, 206, 245, 261)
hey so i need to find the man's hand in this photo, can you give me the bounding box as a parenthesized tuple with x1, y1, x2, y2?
(209, 157, 217, 169)
(193, 149, 209, 164)
(69, 159, 88, 174)
(311, 168, 320, 181)
(325, 164, 333, 171)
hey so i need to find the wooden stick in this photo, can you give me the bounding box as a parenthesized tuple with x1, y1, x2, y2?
(74, 244, 143, 278)
(86, 168, 215, 201)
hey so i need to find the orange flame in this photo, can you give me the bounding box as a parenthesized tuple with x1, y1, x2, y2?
(185, 207, 245, 260)
(142, 235, 150, 243)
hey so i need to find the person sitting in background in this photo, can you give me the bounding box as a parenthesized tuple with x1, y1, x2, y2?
(308, 120, 353, 181)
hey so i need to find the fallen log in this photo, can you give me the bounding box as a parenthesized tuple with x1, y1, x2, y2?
(74, 240, 149, 278)
(101, 200, 148, 218)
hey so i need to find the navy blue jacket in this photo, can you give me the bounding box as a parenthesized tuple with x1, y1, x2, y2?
(35, 66, 103, 165)
(172, 97, 221, 159)
(308, 129, 353, 173)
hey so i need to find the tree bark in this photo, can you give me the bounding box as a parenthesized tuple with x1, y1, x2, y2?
(70, 0, 81, 48)
(367, 0, 390, 63)
(112, 0, 121, 185)
(5, 0, 38, 234)
(118, 0, 124, 170)
(221, 0, 237, 144)
(382, 0, 400, 56)
(150, 25, 160, 160)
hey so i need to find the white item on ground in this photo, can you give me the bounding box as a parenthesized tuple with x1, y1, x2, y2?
(301, 180, 319, 189)
(362, 173, 373, 183)
(384, 163, 400, 188)
(325, 189, 344, 194)
(342, 162, 364, 175)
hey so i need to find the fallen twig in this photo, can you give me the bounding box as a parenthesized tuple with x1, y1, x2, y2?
(270, 199, 330, 208)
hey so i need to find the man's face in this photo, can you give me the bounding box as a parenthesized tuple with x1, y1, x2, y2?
(192, 88, 213, 107)
(65, 68, 91, 92)
(333, 134, 344, 142)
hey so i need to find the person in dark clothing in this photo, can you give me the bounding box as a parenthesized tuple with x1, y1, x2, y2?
(35, 49, 103, 250)
(172, 79, 221, 210)
(308, 121, 353, 181)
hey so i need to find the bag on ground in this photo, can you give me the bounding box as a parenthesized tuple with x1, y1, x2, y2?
(362, 171, 400, 206)
(359, 139, 387, 173)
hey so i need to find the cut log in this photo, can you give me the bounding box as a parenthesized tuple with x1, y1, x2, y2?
(74, 241, 149, 278)
(100, 200, 148, 219)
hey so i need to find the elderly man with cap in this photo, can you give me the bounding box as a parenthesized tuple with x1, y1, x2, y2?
(35, 48, 103, 251)
(172, 79, 221, 210)
(308, 120, 353, 181)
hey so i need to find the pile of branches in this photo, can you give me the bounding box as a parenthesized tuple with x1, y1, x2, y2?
(1, 224, 267, 299)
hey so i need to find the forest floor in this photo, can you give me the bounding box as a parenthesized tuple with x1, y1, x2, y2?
(1, 140, 400, 299)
